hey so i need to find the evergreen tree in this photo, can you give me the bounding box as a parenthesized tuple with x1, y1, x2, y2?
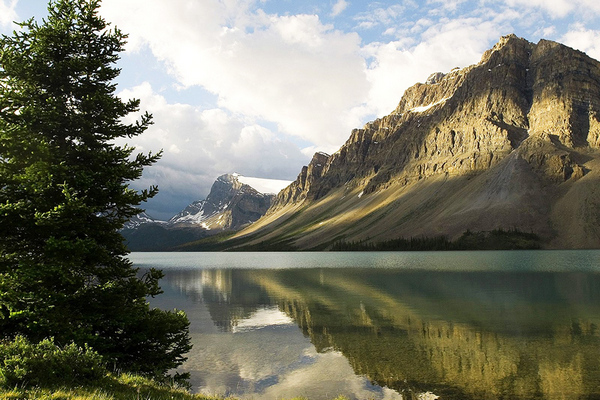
(0, 0, 191, 378)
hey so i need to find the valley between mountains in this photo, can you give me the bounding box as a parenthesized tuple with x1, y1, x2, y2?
(124, 34, 600, 251)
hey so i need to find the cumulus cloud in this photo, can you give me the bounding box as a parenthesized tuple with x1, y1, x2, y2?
(331, 0, 349, 17)
(101, 0, 518, 154)
(116, 83, 308, 219)
(0, 0, 18, 28)
(561, 25, 600, 60)
(101, 0, 369, 153)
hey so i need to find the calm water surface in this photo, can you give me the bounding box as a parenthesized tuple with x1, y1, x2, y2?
(130, 251, 600, 400)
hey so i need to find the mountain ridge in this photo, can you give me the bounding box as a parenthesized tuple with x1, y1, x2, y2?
(227, 34, 600, 250)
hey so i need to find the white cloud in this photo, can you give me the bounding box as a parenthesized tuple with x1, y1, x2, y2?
(561, 25, 600, 60)
(331, 0, 349, 17)
(101, 0, 369, 152)
(501, 0, 600, 18)
(354, 4, 408, 30)
(428, 0, 469, 12)
(362, 17, 501, 116)
(100, 1, 513, 220)
(503, 0, 574, 18)
(100, 0, 517, 158)
(410, 18, 435, 34)
(0, 0, 18, 28)
(539, 26, 557, 38)
(168, 144, 181, 154)
(116, 82, 308, 219)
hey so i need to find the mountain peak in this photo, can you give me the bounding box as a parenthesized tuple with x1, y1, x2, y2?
(482, 34, 531, 58)
(219, 172, 240, 181)
(215, 173, 243, 188)
(233, 35, 600, 250)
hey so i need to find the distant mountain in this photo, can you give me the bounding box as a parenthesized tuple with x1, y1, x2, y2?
(122, 174, 276, 250)
(168, 173, 275, 230)
(223, 35, 600, 250)
(122, 211, 164, 230)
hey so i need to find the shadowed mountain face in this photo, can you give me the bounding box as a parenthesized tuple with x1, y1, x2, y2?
(161, 265, 600, 400)
(233, 35, 600, 249)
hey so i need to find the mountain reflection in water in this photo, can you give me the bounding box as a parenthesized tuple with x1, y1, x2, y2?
(145, 255, 600, 400)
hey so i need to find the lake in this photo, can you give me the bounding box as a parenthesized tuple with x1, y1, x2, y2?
(129, 251, 600, 400)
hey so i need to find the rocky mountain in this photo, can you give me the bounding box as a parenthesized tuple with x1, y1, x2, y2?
(168, 173, 274, 230)
(229, 35, 600, 250)
(122, 174, 274, 250)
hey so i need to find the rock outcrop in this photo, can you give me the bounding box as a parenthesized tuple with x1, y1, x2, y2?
(233, 35, 600, 249)
(269, 152, 329, 211)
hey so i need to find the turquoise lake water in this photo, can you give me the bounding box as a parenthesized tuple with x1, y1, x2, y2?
(129, 250, 600, 400)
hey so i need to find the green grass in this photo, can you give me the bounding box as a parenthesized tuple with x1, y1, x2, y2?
(0, 374, 352, 400)
(0, 372, 221, 400)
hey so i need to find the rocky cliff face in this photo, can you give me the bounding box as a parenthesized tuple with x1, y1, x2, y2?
(237, 35, 600, 249)
(275, 35, 598, 204)
(269, 152, 329, 210)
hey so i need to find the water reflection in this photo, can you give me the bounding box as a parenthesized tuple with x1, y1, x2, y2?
(157, 266, 600, 400)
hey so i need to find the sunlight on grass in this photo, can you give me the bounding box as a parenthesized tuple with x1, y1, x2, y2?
(0, 372, 221, 400)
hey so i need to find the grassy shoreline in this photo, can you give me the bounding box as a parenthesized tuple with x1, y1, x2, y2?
(0, 373, 217, 400)
(0, 374, 204, 400)
(0, 373, 348, 400)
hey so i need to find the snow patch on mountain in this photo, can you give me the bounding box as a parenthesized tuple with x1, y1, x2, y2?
(235, 174, 292, 195)
(409, 96, 451, 113)
(123, 211, 166, 229)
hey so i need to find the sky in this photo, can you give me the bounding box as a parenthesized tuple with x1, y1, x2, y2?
(2, 0, 600, 220)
